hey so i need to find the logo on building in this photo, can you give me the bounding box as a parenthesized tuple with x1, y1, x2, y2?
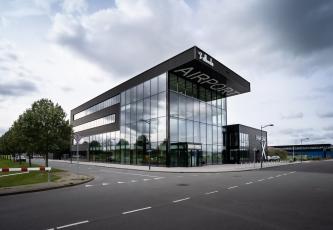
(197, 51, 214, 67)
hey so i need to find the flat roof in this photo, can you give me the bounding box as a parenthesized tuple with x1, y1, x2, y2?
(72, 46, 250, 114)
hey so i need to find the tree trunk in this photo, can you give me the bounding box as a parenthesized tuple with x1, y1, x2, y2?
(45, 152, 48, 167)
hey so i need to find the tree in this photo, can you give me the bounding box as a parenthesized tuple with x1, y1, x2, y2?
(0, 99, 72, 167)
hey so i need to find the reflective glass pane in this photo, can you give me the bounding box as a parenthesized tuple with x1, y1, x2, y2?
(178, 78, 186, 95)
(151, 119, 158, 142)
(137, 100, 143, 121)
(137, 83, 144, 101)
(200, 102, 206, 123)
(178, 95, 186, 119)
(193, 99, 200, 122)
(151, 77, 158, 95)
(170, 91, 178, 117)
(178, 119, 186, 142)
(144, 80, 150, 98)
(186, 120, 193, 143)
(170, 118, 178, 143)
(158, 92, 166, 117)
(158, 117, 166, 142)
(158, 73, 166, 92)
(125, 89, 130, 105)
(130, 103, 136, 123)
(194, 122, 200, 143)
(186, 97, 193, 120)
(169, 73, 178, 91)
(151, 95, 158, 118)
(130, 86, 136, 103)
(143, 98, 150, 120)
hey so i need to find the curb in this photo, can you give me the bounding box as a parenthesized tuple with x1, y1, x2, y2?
(0, 176, 94, 197)
(49, 160, 300, 174)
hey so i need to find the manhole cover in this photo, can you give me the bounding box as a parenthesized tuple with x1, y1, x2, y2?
(177, 183, 189, 186)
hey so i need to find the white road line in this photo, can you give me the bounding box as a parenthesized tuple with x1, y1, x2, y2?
(56, 220, 89, 229)
(117, 181, 125, 184)
(173, 197, 191, 203)
(283, 173, 288, 176)
(267, 176, 274, 180)
(122, 206, 152, 215)
(275, 175, 282, 177)
(102, 182, 109, 186)
(290, 171, 296, 174)
(143, 178, 151, 181)
(85, 184, 94, 188)
(245, 181, 253, 185)
(153, 177, 165, 180)
(205, 190, 218, 195)
(257, 179, 265, 182)
(131, 180, 137, 183)
(227, 186, 239, 190)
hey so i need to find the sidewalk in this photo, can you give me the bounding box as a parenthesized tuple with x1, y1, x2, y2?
(50, 159, 299, 173)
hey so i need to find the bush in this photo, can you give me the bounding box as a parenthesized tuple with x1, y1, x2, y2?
(268, 147, 288, 160)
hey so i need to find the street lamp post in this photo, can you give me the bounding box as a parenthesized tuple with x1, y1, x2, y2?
(300, 137, 309, 163)
(260, 124, 274, 169)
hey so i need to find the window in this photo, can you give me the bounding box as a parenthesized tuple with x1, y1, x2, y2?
(73, 114, 116, 132)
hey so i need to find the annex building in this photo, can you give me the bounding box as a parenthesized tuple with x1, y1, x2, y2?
(71, 46, 251, 167)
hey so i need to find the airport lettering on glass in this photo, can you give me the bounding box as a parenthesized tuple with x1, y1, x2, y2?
(173, 67, 240, 96)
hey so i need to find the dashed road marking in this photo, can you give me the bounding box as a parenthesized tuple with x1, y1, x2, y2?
(153, 177, 165, 180)
(245, 181, 253, 185)
(290, 171, 296, 174)
(173, 197, 190, 203)
(131, 180, 137, 183)
(283, 173, 288, 176)
(85, 184, 94, 188)
(267, 176, 274, 180)
(102, 183, 109, 186)
(122, 206, 152, 215)
(52, 220, 89, 229)
(227, 186, 239, 190)
(117, 181, 125, 184)
(143, 178, 151, 181)
(275, 175, 282, 178)
(257, 179, 265, 182)
(205, 190, 218, 195)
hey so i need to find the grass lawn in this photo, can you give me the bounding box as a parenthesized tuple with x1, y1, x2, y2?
(0, 171, 60, 188)
(0, 159, 63, 188)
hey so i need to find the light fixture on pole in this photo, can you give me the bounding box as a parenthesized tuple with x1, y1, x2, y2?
(260, 124, 274, 169)
(73, 133, 82, 174)
(300, 137, 309, 163)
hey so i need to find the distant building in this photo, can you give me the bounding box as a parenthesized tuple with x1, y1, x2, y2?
(226, 124, 267, 163)
(270, 144, 333, 160)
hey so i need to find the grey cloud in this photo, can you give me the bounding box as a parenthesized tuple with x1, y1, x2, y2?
(279, 128, 313, 135)
(257, 0, 333, 55)
(281, 112, 304, 120)
(317, 111, 333, 118)
(0, 80, 38, 96)
(323, 126, 333, 131)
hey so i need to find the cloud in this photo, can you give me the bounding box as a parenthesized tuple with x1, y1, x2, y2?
(323, 126, 333, 131)
(317, 111, 333, 118)
(0, 80, 38, 96)
(281, 112, 304, 120)
(279, 128, 313, 136)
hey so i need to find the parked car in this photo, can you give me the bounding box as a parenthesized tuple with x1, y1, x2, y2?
(267, 155, 280, 162)
(14, 155, 27, 162)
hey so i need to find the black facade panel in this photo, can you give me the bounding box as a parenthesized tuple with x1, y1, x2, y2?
(74, 122, 119, 138)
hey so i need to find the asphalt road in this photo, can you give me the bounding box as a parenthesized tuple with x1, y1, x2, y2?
(0, 160, 332, 230)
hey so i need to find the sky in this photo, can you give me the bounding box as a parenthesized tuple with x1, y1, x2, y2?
(0, 0, 333, 146)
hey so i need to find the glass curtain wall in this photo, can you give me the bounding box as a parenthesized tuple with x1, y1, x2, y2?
(120, 73, 167, 166)
(169, 73, 227, 167)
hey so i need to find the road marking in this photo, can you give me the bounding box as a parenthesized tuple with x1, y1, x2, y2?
(290, 171, 296, 174)
(275, 175, 282, 178)
(55, 220, 89, 229)
(283, 173, 288, 176)
(227, 186, 239, 190)
(85, 184, 94, 188)
(205, 190, 218, 195)
(245, 181, 253, 185)
(107, 171, 157, 178)
(153, 177, 165, 180)
(131, 180, 137, 183)
(122, 206, 152, 214)
(117, 181, 125, 184)
(173, 197, 191, 203)
(267, 176, 274, 180)
(257, 179, 265, 182)
(143, 178, 151, 181)
(102, 182, 109, 186)
(192, 174, 198, 176)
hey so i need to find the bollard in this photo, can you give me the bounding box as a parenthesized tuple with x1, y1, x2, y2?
(48, 171, 50, 183)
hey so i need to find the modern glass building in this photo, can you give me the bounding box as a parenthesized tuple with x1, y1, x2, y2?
(71, 46, 250, 167)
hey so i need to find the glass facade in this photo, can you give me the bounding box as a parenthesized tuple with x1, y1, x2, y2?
(169, 73, 227, 166)
(73, 114, 116, 132)
(72, 72, 227, 167)
(74, 95, 120, 120)
(119, 73, 167, 165)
